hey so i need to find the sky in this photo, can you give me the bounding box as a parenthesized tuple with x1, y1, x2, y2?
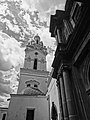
(0, 0, 66, 107)
(22, 0, 65, 24)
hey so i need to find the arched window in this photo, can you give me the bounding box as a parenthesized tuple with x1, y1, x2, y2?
(27, 84, 31, 87)
(33, 59, 37, 70)
(34, 84, 38, 88)
(36, 40, 38, 44)
(2, 113, 6, 120)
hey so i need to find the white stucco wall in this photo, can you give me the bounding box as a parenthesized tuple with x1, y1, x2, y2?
(24, 50, 46, 71)
(17, 69, 49, 94)
(6, 95, 50, 120)
(47, 78, 60, 120)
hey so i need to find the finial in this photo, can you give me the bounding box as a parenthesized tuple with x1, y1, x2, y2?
(34, 34, 40, 41)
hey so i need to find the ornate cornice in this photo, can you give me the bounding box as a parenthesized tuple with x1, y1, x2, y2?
(61, 63, 71, 71)
(20, 68, 49, 78)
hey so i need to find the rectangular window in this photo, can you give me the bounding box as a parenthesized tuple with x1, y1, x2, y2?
(2, 113, 6, 120)
(26, 109, 34, 120)
(33, 59, 37, 70)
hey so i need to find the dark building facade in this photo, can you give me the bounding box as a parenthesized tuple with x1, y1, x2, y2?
(49, 0, 90, 120)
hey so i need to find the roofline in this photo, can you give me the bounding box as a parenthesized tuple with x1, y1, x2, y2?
(0, 107, 8, 109)
(10, 94, 48, 98)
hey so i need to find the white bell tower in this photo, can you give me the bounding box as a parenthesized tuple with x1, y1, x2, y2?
(17, 35, 49, 94)
(24, 35, 47, 71)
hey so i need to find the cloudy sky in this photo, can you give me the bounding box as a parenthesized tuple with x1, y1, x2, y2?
(22, 0, 65, 24)
(0, 0, 66, 107)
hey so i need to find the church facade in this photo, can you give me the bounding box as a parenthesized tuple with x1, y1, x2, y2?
(6, 35, 50, 120)
(49, 0, 90, 120)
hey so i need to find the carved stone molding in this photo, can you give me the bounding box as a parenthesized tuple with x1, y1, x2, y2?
(61, 62, 72, 72)
(57, 67, 63, 79)
(57, 62, 72, 79)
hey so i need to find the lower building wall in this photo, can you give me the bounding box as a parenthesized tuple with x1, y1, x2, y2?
(47, 78, 60, 120)
(6, 95, 49, 120)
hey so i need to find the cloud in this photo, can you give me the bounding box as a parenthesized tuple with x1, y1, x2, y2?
(0, 78, 10, 85)
(0, 95, 10, 107)
(23, 0, 66, 12)
(0, 96, 5, 103)
(0, 70, 17, 95)
(0, 71, 10, 85)
(0, 84, 13, 95)
(22, 0, 66, 25)
(0, 31, 25, 71)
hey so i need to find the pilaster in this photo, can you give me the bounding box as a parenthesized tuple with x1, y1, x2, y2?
(58, 73, 69, 120)
(61, 64, 78, 120)
(56, 75, 64, 120)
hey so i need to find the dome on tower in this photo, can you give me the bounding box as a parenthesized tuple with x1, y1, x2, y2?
(34, 34, 40, 42)
(25, 34, 48, 55)
(34, 34, 40, 45)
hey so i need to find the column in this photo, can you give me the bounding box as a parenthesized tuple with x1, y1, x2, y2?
(59, 74, 69, 120)
(56, 77, 64, 120)
(62, 65, 78, 120)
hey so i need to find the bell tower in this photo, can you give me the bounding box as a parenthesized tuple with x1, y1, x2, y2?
(24, 35, 47, 71)
(17, 35, 49, 94)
